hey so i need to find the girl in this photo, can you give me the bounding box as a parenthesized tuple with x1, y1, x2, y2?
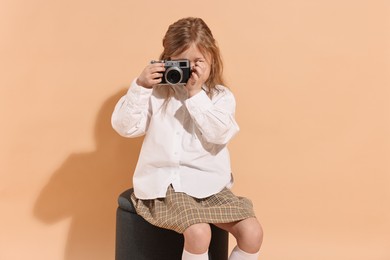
(112, 17, 263, 260)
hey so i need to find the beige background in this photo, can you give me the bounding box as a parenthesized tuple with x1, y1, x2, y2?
(1, 0, 389, 259)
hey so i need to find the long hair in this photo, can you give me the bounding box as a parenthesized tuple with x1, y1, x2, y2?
(158, 17, 226, 98)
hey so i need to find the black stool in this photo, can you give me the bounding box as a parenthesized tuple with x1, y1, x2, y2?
(115, 188, 229, 260)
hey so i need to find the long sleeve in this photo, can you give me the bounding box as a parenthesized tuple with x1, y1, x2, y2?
(115, 83, 236, 199)
(185, 87, 239, 145)
(111, 79, 153, 138)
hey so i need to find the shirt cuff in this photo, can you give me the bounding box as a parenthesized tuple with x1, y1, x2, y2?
(126, 79, 153, 105)
(185, 89, 213, 115)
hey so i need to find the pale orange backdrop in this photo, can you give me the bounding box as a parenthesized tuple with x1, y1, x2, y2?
(1, 0, 389, 259)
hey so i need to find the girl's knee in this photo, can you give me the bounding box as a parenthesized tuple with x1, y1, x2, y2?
(183, 223, 211, 253)
(236, 218, 263, 252)
(184, 223, 211, 240)
(253, 221, 264, 246)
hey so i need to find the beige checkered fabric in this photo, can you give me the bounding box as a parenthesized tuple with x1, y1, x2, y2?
(130, 185, 256, 233)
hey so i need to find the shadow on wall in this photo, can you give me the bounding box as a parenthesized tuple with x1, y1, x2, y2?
(33, 89, 143, 260)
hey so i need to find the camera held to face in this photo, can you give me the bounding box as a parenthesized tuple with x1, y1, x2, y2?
(151, 59, 191, 85)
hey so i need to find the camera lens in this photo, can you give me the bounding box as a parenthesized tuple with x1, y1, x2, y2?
(165, 67, 183, 85)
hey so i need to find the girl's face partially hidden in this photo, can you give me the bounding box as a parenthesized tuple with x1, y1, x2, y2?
(171, 43, 211, 83)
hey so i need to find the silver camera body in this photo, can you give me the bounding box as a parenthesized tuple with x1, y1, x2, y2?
(151, 59, 191, 85)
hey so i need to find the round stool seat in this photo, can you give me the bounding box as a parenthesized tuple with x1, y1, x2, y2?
(115, 188, 229, 260)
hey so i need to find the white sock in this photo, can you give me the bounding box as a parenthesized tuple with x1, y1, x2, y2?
(229, 245, 259, 260)
(182, 249, 209, 260)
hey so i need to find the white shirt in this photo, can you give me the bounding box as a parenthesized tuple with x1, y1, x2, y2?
(111, 80, 239, 199)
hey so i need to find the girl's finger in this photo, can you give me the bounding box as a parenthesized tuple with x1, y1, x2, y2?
(151, 72, 163, 79)
(190, 71, 199, 82)
(193, 65, 203, 77)
(151, 66, 165, 74)
(151, 78, 162, 85)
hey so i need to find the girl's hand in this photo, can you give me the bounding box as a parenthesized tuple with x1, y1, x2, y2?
(185, 59, 209, 97)
(136, 62, 165, 88)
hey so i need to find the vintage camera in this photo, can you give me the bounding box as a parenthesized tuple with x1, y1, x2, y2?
(151, 59, 191, 85)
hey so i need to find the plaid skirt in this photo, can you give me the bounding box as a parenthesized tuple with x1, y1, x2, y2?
(130, 185, 256, 233)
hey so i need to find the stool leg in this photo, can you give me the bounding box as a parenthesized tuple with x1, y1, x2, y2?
(209, 224, 229, 260)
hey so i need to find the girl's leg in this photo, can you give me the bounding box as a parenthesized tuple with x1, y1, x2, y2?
(214, 217, 263, 259)
(182, 223, 211, 260)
